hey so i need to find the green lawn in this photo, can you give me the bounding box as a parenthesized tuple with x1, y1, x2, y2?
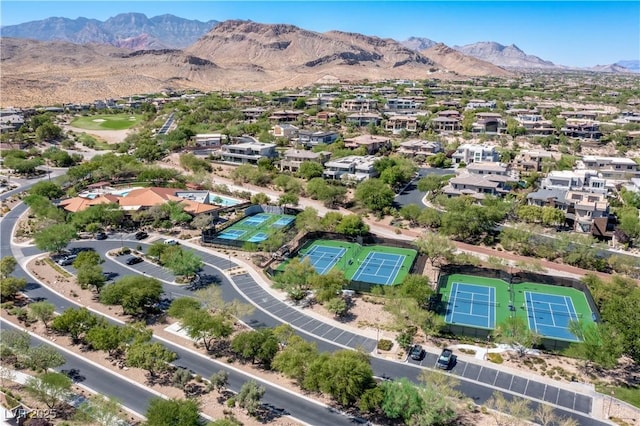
(70, 114, 143, 131)
(596, 384, 640, 409)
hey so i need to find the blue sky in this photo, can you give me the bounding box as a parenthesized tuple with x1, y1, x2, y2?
(1, 1, 638, 67)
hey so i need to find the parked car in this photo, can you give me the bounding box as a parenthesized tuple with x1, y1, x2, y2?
(135, 231, 148, 240)
(125, 256, 143, 265)
(409, 344, 425, 361)
(437, 348, 454, 370)
(57, 254, 77, 266)
(95, 231, 107, 240)
(164, 239, 179, 245)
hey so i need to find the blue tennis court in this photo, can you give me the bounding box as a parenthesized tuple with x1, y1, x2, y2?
(524, 292, 581, 341)
(352, 252, 405, 285)
(247, 232, 268, 242)
(445, 282, 496, 329)
(241, 213, 271, 227)
(217, 229, 246, 240)
(302, 245, 347, 275)
(272, 216, 295, 227)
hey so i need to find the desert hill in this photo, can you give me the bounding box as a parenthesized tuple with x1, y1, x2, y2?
(421, 43, 512, 77)
(1, 20, 514, 107)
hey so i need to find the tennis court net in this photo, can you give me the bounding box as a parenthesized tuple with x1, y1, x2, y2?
(448, 298, 500, 307)
(526, 306, 583, 319)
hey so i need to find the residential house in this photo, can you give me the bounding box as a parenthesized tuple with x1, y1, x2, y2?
(0, 113, 24, 133)
(341, 98, 378, 112)
(323, 155, 378, 183)
(385, 115, 418, 134)
(540, 170, 607, 194)
(431, 110, 462, 133)
(515, 113, 555, 136)
(397, 140, 442, 157)
(268, 110, 304, 123)
(344, 135, 391, 154)
(241, 107, 267, 122)
(442, 173, 510, 199)
(561, 120, 602, 140)
(465, 99, 497, 110)
(579, 156, 640, 181)
(527, 188, 609, 233)
(452, 144, 500, 165)
(559, 111, 598, 121)
(375, 86, 396, 96)
(297, 130, 339, 147)
(513, 149, 559, 174)
(465, 162, 509, 177)
(272, 124, 299, 139)
(220, 142, 278, 164)
(346, 113, 382, 127)
(192, 133, 223, 148)
(471, 112, 504, 134)
(384, 98, 418, 112)
(280, 149, 328, 173)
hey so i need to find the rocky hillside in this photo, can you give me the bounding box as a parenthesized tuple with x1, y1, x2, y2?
(421, 43, 513, 77)
(454, 41, 557, 69)
(1, 20, 525, 106)
(0, 13, 218, 49)
(400, 36, 438, 51)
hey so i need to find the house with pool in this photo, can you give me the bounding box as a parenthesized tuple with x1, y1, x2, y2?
(57, 186, 243, 217)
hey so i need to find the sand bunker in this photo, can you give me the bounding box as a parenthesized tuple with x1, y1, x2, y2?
(92, 119, 106, 123)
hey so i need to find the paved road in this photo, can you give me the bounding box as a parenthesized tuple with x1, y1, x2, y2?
(1, 202, 607, 425)
(393, 167, 454, 208)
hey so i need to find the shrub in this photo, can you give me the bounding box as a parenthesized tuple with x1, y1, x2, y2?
(377, 339, 393, 351)
(226, 397, 236, 408)
(487, 353, 504, 364)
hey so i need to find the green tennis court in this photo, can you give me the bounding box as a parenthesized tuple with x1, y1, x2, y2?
(217, 213, 295, 243)
(280, 239, 417, 286)
(438, 274, 596, 341)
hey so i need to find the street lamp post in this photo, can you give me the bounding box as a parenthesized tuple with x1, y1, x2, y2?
(376, 326, 380, 354)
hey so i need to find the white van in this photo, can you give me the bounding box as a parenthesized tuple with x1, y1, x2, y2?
(164, 239, 179, 246)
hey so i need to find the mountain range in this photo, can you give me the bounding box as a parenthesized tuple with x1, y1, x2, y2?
(0, 14, 636, 106)
(0, 13, 218, 49)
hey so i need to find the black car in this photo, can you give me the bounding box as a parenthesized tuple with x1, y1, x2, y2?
(125, 256, 143, 265)
(437, 348, 454, 370)
(95, 231, 107, 240)
(135, 231, 148, 240)
(409, 344, 425, 361)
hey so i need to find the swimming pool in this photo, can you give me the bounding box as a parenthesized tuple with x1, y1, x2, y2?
(209, 194, 242, 207)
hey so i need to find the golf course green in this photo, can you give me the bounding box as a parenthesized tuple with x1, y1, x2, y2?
(70, 114, 143, 131)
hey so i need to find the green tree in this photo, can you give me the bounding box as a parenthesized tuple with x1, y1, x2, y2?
(417, 174, 450, 193)
(250, 192, 271, 205)
(295, 207, 322, 232)
(272, 335, 319, 385)
(76, 264, 106, 291)
(29, 181, 64, 200)
(541, 207, 565, 226)
(231, 328, 279, 368)
(51, 307, 101, 343)
(335, 214, 369, 236)
(25, 372, 72, 408)
(236, 380, 265, 416)
(0, 277, 27, 301)
(568, 320, 623, 370)
(33, 223, 77, 253)
(399, 204, 422, 226)
(161, 247, 203, 280)
(354, 179, 395, 212)
(493, 316, 541, 357)
(309, 269, 346, 303)
(413, 232, 455, 267)
(326, 297, 349, 317)
(100, 275, 163, 316)
(77, 394, 124, 426)
(208, 370, 229, 393)
(359, 386, 384, 413)
(273, 257, 318, 301)
(24, 345, 65, 372)
(35, 122, 63, 142)
(395, 274, 432, 307)
(381, 378, 424, 422)
(145, 397, 201, 426)
(29, 301, 55, 329)
(168, 297, 202, 319)
(298, 161, 325, 180)
(72, 251, 103, 269)
(126, 341, 177, 378)
(0, 256, 17, 279)
(182, 310, 233, 351)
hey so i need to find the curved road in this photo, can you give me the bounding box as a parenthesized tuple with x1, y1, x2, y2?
(1, 199, 608, 425)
